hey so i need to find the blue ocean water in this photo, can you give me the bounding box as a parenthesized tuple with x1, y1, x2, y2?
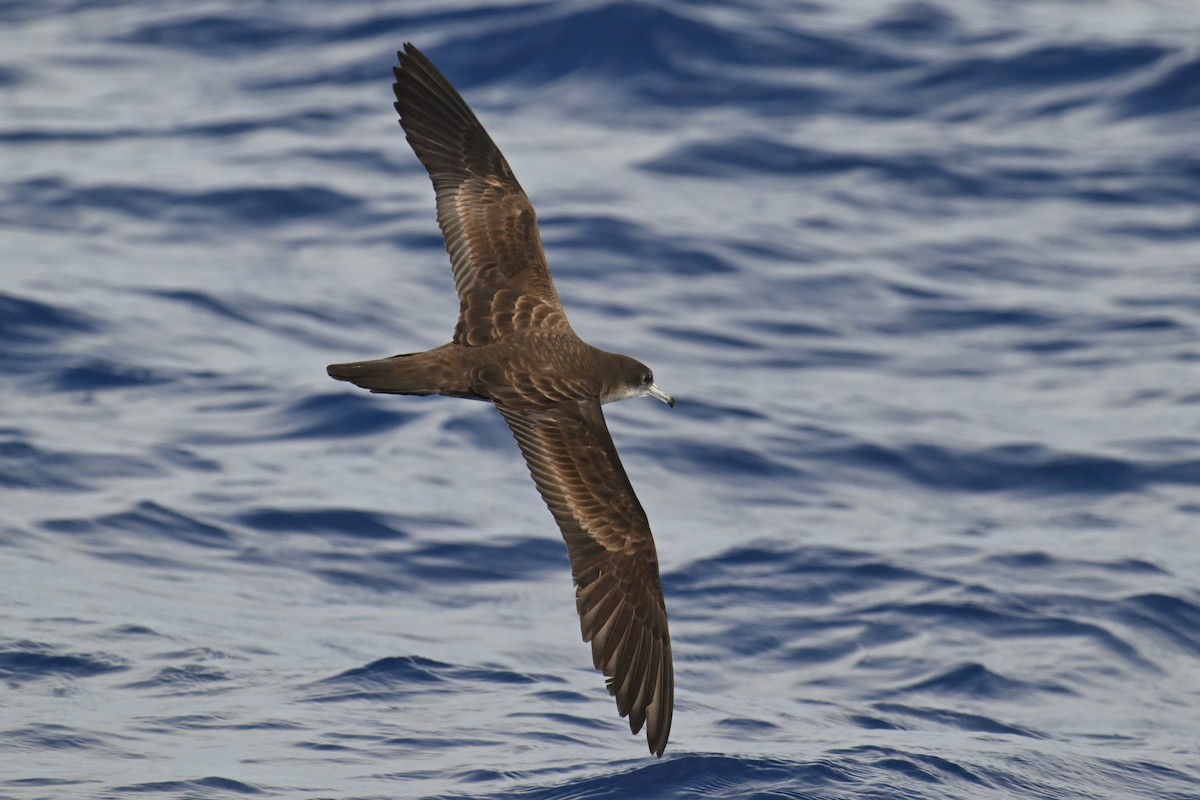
(3, 0, 1200, 797)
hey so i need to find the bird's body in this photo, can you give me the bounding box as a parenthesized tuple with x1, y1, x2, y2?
(327, 43, 675, 757)
(332, 333, 658, 406)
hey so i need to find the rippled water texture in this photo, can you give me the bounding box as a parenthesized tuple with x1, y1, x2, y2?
(4, 1, 1200, 798)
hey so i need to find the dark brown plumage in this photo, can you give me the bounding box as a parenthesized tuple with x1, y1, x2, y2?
(326, 43, 675, 757)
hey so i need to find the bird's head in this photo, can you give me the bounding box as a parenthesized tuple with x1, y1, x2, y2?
(602, 355, 674, 408)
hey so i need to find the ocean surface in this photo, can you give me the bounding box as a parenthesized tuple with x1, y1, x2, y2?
(3, 1, 1200, 798)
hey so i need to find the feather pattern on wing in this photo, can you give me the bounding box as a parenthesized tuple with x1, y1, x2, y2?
(393, 44, 570, 346)
(496, 399, 673, 757)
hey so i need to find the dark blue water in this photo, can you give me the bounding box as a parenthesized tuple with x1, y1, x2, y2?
(4, 1, 1200, 798)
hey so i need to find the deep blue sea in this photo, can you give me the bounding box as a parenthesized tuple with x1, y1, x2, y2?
(4, 1, 1200, 798)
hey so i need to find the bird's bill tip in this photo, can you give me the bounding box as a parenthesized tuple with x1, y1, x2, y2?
(648, 383, 675, 408)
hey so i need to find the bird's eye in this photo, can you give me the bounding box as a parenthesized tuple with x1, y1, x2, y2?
(641, 373, 653, 385)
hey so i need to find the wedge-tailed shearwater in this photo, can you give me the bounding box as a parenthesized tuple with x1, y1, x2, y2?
(327, 43, 675, 757)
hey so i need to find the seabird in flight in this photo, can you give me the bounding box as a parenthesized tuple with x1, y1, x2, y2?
(327, 43, 675, 756)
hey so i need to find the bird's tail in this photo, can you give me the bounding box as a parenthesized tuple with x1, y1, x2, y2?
(326, 345, 482, 399)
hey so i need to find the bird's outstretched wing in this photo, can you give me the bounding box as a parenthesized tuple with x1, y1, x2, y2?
(393, 43, 570, 346)
(496, 399, 673, 757)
